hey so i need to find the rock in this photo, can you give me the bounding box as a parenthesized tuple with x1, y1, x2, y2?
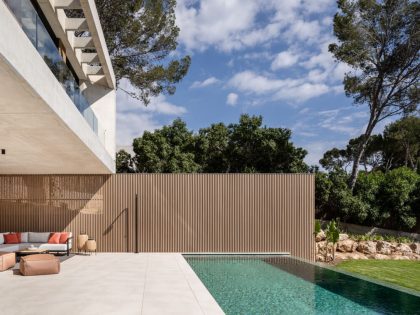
(409, 243, 420, 255)
(349, 252, 368, 260)
(326, 253, 333, 262)
(376, 241, 392, 255)
(390, 255, 410, 260)
(396, 243, 412, 255)
(369, 253, 390, 260)
(316, 241, 327, 255)
(315, 231, 326, 242)
(357, 241, 377, 254)
(316, 254, 325, 262)
(334, 252, 348, 260)
(339, 233, 349, 241)
(337, 239, 357, 253)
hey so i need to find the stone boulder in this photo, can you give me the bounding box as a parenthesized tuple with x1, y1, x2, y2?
(376, 241, 392, 255)
(339, 233, 349, 241)
(337, 239, 357, 253)
(395, 243, 412, 255)
(348, 252, 368, 260)
(357, 241, 377, 254)
(316, 254, 325, 262)
(369, 253, 390, 260)
(390, 255, 410, 260)
(316, 241, 327, 255)
(315, 231, 326, 242)
(409, 243, 420, 255)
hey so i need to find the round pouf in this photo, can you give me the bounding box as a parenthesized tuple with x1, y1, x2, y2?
(77, 234, 88, 252)
(85, 239, 97, 255)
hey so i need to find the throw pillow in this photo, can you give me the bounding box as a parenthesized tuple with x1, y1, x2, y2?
(20, 232, 29, 243)
(4, 233, 19, 244)
(59, 232, 69, 244)
(0, 233, 8, 245)
(48, 233, 61, 244)
(13, 232, 21, 243)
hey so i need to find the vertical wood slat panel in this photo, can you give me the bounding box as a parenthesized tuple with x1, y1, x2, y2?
(0, 174, 315, 260)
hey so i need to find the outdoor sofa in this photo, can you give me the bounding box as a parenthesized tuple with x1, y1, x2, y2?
(0, 232, 72, 256)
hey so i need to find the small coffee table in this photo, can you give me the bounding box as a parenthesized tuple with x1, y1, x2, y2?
(16, 248, 48, 262)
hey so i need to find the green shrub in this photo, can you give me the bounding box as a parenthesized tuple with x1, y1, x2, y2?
(378, 167, 419, 230)
(354, 171, 385, 225)
(315, 172, 332, 216)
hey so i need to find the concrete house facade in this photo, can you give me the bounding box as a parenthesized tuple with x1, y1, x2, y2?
(0, 0, 116, 174)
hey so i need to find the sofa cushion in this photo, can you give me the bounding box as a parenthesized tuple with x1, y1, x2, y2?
(48, 233, 61, 244)
(20, 232, 29, 243)
(59, 232, 69, 244)
(28, 232, 50, 243)
(38, 243, 68, 251)
(0, 244, 19, 252)
(4, 233, 19, 244)
(0, 233, 8, 245)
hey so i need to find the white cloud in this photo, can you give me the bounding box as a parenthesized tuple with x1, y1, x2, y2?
(271, 50, 299, 70)
(228, 71, 331, 103)
(285, 20, 322, 43)
(117, 83, 187, 116)
(117, 113, 161, 146)
(176, 0, 260, 51)
(190, 76, 220, 89)
(175, 0, 334, 52)
(274, 83, 330, 103)
(226, 93, 239, 106)
(116, 82, 187, 145)
(228, 71, 293, 94)
(317, 108, 368, 136)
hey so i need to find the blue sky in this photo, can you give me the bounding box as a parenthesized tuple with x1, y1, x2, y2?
(116, 0, 392, 166)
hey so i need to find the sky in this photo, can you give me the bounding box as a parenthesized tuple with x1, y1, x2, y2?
(116, 0, 392, 166)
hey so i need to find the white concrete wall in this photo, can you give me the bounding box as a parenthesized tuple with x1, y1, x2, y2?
(0, 1, 115, 173)
(82, 83, 116, 160)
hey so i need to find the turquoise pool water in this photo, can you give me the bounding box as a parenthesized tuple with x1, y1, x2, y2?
(184, 255, 420, 315)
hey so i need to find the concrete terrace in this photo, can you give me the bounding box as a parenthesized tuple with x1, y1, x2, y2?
(0, 253, 224, 315)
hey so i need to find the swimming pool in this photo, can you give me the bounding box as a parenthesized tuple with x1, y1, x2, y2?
(184, 255, 420, 315)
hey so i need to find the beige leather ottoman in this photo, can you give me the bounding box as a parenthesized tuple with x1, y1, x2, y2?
(0, 252, 16, 271)
(20, 254, 60, 276)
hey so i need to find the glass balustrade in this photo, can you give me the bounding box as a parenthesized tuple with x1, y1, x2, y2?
(4, 0, 98, 135)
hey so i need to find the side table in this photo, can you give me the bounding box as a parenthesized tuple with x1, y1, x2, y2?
(85, 239, 97, 255)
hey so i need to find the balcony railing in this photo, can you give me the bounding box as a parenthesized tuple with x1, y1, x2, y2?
(4, 0, 98, 135)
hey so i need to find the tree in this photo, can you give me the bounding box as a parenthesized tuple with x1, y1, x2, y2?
(133, 119, 199, 172)
(378, 167, 419, 230)
(130, 115, 308, 174)
(227, 115, 308, 173)
(320, 147, 352, 172)
(320, 135, 383, 172)
(116, 150, 135, 173)
(195, 123, 230, 172)
(329, 0, 420, 190)
(95, 0, 191, 104)
(382, 116, 420, 170)
(353, 171, 385, 225)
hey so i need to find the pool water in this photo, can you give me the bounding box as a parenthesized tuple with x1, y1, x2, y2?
(184, 255, 420, 315)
